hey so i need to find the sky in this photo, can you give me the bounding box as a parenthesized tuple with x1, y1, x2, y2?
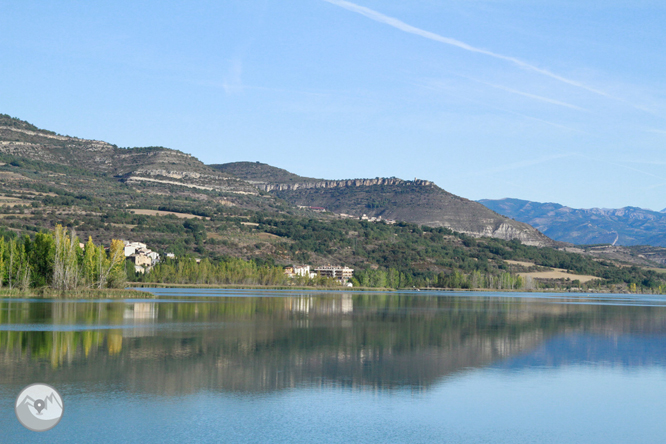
(1, 0, 665, 210)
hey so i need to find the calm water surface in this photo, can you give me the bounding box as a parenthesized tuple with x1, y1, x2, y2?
(1, 289, 665, 443)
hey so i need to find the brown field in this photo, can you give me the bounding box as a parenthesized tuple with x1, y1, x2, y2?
(0, 196, 31, 207)
(505, 260, 536, 267)
(518, 270, 601, 283)
(128, 209, 205, 219)
(0, 172, 29, 181)
(0, 214, 31, 218)
(257, 232, 281, 240)
(108, 223, 137, 229)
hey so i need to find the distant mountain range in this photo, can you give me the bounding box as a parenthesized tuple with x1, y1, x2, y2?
(479, 198, 666, 247)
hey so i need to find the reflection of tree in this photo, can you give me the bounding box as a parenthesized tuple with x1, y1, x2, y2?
(1, 294, 665, 393)
(107, 330, 123, 355)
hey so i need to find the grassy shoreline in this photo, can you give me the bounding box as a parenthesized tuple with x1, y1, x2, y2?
(130, 282, 395, 292)
(130, 283, 630, 294)
(0, 284, 654, 299)
(0, 288, 156, 299)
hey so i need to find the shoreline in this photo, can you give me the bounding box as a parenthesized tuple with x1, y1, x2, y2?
(0, 285, 654, 299)
(0, 288, 156, 299)
(130, 282, 394, 292)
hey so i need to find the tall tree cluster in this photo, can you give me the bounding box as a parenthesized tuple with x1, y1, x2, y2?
(0, 225, 125, 291)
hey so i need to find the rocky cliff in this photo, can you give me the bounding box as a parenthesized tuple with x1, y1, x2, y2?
(215, 162, 555, 247)
(257, 177, 434, 192)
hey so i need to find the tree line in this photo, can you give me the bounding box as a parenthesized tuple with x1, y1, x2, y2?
(139, 257, 343, 287)
(0, 225, 125, 291)
(351, 268, 525, 290)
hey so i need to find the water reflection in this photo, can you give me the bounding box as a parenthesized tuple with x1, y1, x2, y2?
(1, 292, 665, 395)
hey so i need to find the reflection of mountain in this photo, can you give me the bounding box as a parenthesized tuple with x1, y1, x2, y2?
(1, 294, 666, 394)
(495, 334, 666, 369)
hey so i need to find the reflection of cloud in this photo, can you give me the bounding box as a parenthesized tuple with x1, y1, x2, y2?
(323, 0, 612, 98)
(223, 59, 243, 94)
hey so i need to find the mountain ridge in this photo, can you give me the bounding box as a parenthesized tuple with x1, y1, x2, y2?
(480, 198, 666, 247)
(214, 162, 555, 246)
(0, 114, 258, 195)
(0, 117, 556, 246)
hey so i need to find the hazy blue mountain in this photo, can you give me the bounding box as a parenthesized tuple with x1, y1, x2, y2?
(479, 198, 666, 247)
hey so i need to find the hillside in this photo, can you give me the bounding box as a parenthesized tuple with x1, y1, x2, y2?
(211, 162, 319, 185)
(0, 115, 556, 247)
(214, 162, 555, 247)
(479, 198, 666, 247)
(0, 114, 259, 196)
(1, 113, 664, 292)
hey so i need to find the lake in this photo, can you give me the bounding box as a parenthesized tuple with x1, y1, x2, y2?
(1, 289, 665, 443)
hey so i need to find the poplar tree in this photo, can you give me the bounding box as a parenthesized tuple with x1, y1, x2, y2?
(53, 225, 80, 291)
(82, 236, 99, 287)
(0, 237, 5, 288)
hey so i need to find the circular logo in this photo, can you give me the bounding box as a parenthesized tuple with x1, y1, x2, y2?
(15, 383, 64, 432)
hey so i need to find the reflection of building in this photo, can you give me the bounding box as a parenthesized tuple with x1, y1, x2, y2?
(123, 303, 158, 320)
(123, 303, 158, 338)
(315, 266, 354, 282)
(286, 294, 353, 314)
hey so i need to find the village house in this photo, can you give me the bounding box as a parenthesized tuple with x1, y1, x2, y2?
(314, 265, 354, 283)
(123, 240, 161, 273)
(284, 265, 317, 279)
(129, 254, 152, 268)
(124, 242, 147, 257)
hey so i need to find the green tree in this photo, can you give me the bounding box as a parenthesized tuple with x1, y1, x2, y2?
(0, 237, 5, 288)
(53, 225, 80, 291)
(82, 236, 99, 287)
(29, 232, 55, 287)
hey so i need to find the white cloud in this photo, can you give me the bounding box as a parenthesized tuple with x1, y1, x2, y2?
(223, 59, 243, 94)
(462, 153, 578, 176)
(323, 0, 613, 98)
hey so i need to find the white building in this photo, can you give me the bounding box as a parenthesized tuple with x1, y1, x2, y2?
(284, 265, 317, 279)
(123, 241, 160, 268)
(123, 241, 147, 257)
(314, 266, 354, 283)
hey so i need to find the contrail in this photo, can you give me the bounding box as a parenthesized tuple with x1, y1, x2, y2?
(480, 83, 589, 112)
(323, 0, 613, 98)
(464, 153, 578, 177)
(415, 80, 588, 133)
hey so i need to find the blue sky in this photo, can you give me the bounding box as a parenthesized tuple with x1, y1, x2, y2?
(1, 1, 665, 210)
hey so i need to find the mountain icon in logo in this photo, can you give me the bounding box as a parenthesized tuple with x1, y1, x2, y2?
(15, 384, 64, 432)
